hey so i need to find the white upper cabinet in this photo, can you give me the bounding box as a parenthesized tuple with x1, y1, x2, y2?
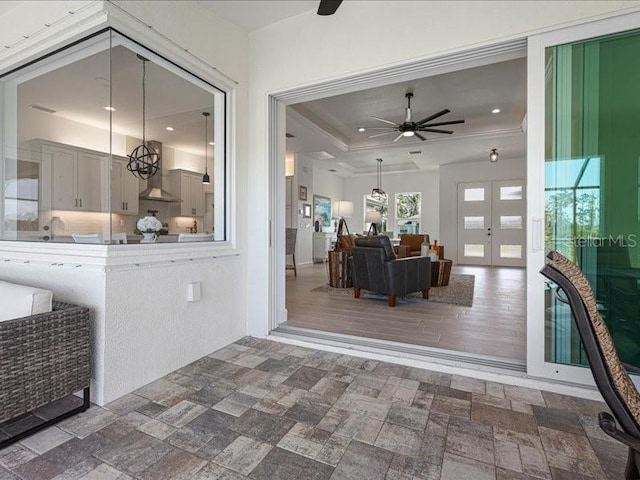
(111, 157, 139, 215)
(169, 169, 205, 217)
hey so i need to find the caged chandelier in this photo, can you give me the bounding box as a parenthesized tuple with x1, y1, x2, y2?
(127, 55, 160, 180)
(371, 158, 386, 200)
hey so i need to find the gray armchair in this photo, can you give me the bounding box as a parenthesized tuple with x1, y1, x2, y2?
(350, 236, 431, 307)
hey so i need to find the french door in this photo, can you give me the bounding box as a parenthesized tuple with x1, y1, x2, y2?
(457, 180, 526, 267)
(527, 11, 640, 384)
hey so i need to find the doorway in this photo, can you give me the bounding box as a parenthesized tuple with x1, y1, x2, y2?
(457, 180, 526, 266)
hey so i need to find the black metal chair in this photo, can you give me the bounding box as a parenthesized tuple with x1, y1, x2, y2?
(541, 251, 640, 480)
(350, 235, 430, 307)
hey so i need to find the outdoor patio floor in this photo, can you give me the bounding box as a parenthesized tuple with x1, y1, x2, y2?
(0, 337, 625, 479)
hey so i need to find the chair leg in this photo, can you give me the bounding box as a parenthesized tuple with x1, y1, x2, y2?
(292, 253, 297, 277)
(626, 449, 640, 480)
(388, 295, 396, 307)
(422, 289, 429, 299)
(354, 288, 361, 298)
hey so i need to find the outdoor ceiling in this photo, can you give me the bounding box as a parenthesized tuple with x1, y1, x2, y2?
(287, 57, 527, 176)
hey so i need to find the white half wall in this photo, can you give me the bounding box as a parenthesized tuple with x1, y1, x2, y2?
(439, 157, 526, 263)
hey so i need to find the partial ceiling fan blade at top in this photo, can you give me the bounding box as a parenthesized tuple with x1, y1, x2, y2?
(367, 131, 399, 139)
(414, 132, 427, 141)
(419, 128, 454, 135)
(416, 109, 450, 125)
(420, 119, 465, 127)
(370, 116, 399, 126)
(317, 0, 343, 15)
(392, 133, 404, 143)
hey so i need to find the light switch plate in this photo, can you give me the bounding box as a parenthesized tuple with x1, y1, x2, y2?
(187, 282, 201, 302)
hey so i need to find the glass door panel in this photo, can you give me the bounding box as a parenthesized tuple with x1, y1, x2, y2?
(545, 28, 640, 370)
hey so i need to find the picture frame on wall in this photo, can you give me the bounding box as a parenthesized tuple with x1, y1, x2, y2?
(299, 185, 307, 201)
(303, 203, 312, 218)
(313, 194, 332, 228)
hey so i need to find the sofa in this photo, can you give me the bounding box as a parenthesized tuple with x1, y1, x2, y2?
(0, 280, 90, 447)
(400, 234, 430, 256)
(350, 236, 431, 307)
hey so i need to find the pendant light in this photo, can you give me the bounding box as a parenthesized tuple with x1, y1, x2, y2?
(489, 148, 499, 163)
(202, 112, 211, 184)
(127, 55, 159, 179)
(371, 158, 386, 200)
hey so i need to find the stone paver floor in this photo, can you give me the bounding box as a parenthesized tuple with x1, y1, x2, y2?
(0, 337, 627, 479)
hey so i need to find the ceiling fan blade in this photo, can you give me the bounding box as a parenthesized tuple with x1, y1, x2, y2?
(419, 119, 465, 127)
(364, 127, 398, 130)
(370, 116, 399, 126)
(392, 133, 404, 143)
(367, 131, 399, 139)
(317, 0, 343, 15)
(416, 109, 450, 125)
(420, 128, 454, 135)
(414, 132, 427, 141)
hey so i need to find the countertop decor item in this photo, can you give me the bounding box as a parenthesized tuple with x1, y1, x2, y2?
(136, 216, 162, 234)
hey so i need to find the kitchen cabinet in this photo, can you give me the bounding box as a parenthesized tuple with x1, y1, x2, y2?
(111, 157, 139, 215)
(44, 144, 107, 212)
(169, 169, 205, 217)
(313, 232, 336, 263)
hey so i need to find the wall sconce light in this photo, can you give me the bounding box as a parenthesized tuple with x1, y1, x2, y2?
(489, 148, 499, 163)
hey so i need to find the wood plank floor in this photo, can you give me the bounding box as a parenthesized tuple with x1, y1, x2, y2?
(285, 263, 526, 361)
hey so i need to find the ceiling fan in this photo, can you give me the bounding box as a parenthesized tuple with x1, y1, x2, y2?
(318, 0, 343, 16)
(367, 93, 465, 142)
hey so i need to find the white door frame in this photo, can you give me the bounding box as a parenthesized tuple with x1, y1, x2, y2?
(526, 10, 640, 384)
(267, 39, 527, 331)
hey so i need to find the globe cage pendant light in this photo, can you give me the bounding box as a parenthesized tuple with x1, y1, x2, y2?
(371, 158, 386, 200)
(202, 112, 211, 184)
(127, 55, 160, 180)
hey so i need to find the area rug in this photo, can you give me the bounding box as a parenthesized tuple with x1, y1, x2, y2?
(311, 273, 475, 307)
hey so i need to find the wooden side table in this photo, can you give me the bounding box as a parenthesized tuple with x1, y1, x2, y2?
(328, 250, 352, 288)
(430, 259, 453, 287)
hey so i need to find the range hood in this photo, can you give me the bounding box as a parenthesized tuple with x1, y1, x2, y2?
(137, 140, 180, 202)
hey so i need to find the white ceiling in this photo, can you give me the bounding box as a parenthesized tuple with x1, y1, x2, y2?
(286, 57, 527, 176)
(197, 0, 317, 32)
(20, 45, 215, 156)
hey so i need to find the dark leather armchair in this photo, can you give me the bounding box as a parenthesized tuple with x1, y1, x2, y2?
(350, 236, 430, 307)
(541, 251, 640, 480)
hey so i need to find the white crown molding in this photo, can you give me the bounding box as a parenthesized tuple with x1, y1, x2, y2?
(347, 127, 525, 153)
(287, 107, 349, 153)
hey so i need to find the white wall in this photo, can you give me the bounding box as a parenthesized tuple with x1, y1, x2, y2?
(247, 1, 640, 337)
(439, 157, 526, 263)
(0, 1, 250, 404)
(294, 154, 314, 265)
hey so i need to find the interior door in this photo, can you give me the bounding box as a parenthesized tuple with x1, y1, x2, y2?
(457, 182, 492, 265)
(491, 180, 526, 267)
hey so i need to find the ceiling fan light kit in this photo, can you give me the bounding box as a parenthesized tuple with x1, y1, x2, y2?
(489, 148, 499, 163)
(367, 92, 464, 143)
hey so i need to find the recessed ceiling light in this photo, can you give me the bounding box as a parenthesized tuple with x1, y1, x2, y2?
(166, 126, 174, 131)
(103, 106, 116, 112)
(492, 108, 501, 114)
(208, 141, 215, 146)
(358, 127, 365, 132)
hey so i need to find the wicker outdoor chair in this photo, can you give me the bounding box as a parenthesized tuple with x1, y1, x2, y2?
(0, 301, 91, 448)
(541, 251, 640, 479)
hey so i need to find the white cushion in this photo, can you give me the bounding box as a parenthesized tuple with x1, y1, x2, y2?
(0, 280, 53, 322)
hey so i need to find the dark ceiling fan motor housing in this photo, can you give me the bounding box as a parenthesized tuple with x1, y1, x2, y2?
(367, 92, 465, 142)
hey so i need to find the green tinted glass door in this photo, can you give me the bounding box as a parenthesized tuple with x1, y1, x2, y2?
(545, 29, 640, 370)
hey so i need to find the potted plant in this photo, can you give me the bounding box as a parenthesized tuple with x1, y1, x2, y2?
(136, 216, 162, 243)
